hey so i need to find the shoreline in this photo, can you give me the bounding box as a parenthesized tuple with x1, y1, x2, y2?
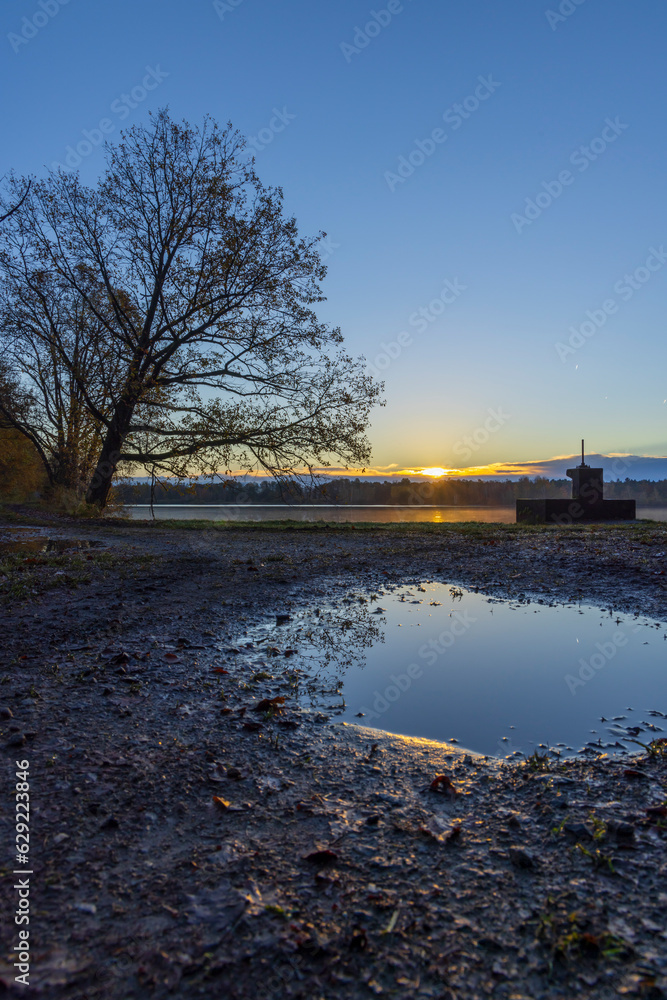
(1, 512, 666, 998)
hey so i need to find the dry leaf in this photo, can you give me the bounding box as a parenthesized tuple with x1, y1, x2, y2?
(429, 774, 457, 797)
(254, 696, 285, 713)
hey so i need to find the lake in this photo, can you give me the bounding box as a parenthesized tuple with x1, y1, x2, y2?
(125, 504, 667, 523)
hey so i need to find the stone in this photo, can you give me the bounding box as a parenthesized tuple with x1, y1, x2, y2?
(509, 847, 535, 869)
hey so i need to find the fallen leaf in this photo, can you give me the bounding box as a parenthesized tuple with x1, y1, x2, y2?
(254, 696, 285, 713)
(212, 667, 229, 675)
(429, 774, 457, 797)
(212, 796, 231, 810)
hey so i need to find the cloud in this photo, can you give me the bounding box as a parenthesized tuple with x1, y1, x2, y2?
(308, 453, 667, 481)
(127, 454, 667, 484)
(456, 454, 667, 481)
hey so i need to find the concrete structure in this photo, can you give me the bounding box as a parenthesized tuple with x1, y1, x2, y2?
(516, 442, 635, 524)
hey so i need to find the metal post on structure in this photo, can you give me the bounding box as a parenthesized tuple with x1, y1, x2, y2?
(581, 439, 585, 466)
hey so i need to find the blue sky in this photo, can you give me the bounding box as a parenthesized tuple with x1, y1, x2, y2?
(2, 0, 666, 475)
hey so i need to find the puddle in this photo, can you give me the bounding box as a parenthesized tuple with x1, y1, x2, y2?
(240, 582, 667, 759)
(0, 536, 106, 556)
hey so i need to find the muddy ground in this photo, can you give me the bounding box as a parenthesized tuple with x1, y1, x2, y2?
(0, 511, 666, 999)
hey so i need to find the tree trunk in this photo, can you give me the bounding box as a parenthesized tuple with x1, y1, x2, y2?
(85, 404, 133, 508)
(149, 467, 156, 520)
(85, 436, 121, 508)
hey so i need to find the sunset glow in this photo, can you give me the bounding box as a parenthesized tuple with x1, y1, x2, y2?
(418, 467, 449, 477)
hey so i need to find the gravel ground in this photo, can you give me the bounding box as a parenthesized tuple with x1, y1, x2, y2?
(0, 511, 666, 999)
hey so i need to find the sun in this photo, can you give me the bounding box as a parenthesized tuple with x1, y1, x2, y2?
(419, 467, 449, 477)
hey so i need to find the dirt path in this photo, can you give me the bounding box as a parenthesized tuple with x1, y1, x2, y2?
(1, 513, 666, 998)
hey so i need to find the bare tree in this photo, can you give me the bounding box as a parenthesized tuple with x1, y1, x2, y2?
(1, 110, 382, 509)
(0, 266, 127, 496)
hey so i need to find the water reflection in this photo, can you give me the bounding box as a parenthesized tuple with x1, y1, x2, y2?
(239, 597, 383, 710)
(128, 504, 518, 523)
(127, 504, 667, 523)
(243, 582, 667, 759)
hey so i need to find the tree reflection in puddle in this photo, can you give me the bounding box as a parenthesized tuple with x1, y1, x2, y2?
(241, 594, 384, 715)
(242, 581, 667, 759)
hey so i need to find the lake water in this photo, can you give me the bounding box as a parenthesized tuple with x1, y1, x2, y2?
(126, 504, 667, 523)
(244, 583, 667, 758)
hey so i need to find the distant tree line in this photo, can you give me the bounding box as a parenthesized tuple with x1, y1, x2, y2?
(115, 476, 667, 507)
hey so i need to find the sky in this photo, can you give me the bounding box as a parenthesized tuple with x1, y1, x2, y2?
(1, 0, 666, 478)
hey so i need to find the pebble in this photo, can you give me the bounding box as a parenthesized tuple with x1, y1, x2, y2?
(0, 707, 13, 720)
(608, 820, 635, 840)
(509, 847, 535, 869)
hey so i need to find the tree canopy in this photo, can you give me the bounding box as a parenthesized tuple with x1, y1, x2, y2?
(0, 110, 382, 508)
